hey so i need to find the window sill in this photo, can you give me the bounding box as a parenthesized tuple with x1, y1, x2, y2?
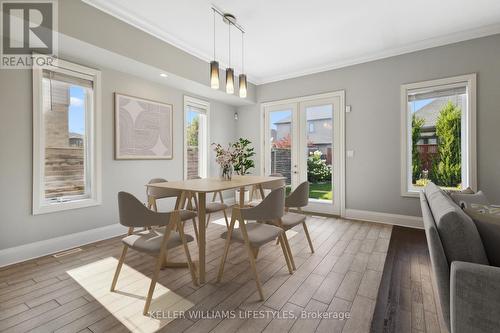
(401, 191, 421, 198)
(33, 197, 101, 215)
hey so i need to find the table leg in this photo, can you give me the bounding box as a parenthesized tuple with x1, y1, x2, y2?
(198, 192, 206, 284)
(258, 184, 265, 200)
(239, 187, 245, 207)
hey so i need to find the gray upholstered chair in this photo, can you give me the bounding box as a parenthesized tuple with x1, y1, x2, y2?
(217, 187, 294, 300)
(112, 192, 197, 315)
(146, 178, 199, 241)
(267, 181, 313, 271)
(248, 173, 285, 207)
(190, 176, 230, 228)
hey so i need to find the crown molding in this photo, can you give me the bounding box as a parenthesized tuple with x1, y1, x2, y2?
(257, 23, 500, 85)
(82, 0, 500, 86)
(81, 0, 262, 84)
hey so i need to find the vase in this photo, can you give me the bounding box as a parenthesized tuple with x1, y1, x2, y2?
(220, 164, 233, 181)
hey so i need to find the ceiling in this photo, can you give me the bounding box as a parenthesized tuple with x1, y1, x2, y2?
(84, 0, 500, 85)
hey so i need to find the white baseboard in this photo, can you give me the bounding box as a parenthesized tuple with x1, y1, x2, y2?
(344, 209, 423, 229)
(0, 223, 128, 268)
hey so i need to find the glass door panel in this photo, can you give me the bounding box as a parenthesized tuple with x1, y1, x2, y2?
(304, 104, 333, 202)
(265, 106, 298, 193)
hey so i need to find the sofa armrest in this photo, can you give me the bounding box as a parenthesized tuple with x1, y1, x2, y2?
(451, 261, 500, 333)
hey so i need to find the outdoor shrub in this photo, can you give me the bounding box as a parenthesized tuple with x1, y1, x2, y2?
(307, 151, 332, 182)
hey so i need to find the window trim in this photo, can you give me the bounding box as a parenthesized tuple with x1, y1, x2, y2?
(400, 73, 477, 197)
(32, 58, 102, 215)
(183, 96, 210, 180)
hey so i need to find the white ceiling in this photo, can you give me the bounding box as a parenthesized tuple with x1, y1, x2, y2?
(84, 0, 500, 84)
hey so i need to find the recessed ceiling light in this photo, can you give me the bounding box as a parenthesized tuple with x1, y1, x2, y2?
(160, 73, 168, 78)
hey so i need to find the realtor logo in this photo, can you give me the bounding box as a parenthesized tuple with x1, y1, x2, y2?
(1, 0, 58, 68)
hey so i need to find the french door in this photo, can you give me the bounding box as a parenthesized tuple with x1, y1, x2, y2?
(263, 92, 345, 215)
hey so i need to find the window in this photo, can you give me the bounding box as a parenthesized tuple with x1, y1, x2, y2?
(33, 59, 101, 214)
(401, 74, 476, 196)
(184, 96, 209, 179)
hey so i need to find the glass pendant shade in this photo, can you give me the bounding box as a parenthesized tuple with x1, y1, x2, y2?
(210, 61, 219, 89)
(226, 68, 234, 94)
(239, 74, 247, 98)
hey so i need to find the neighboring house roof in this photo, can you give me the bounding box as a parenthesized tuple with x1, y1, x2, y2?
(69, 132, 83, 139)
(274, 108, 331, 124)
(413, 97, 463, 130)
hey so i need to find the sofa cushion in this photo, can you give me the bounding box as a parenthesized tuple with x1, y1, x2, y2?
(465, 206, 500, 267)
(450, 190, 489, 209)
(425, 183, 489, 266)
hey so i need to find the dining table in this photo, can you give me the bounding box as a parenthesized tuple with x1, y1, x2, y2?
(146, 175, 286, 284)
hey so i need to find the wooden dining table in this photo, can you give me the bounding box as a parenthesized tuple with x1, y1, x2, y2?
(146, 175, 285, 284)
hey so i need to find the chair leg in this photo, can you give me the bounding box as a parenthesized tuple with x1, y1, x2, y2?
(275, 237, 280, 245)
(191, 218, 199, 243)
(251, 247, 259, 259)
(217, 215, 236, 282)
(282, 233, 296, 271)
(302, 222, 315, 253)
(222, 210, 230, 228)
(110, 245, 128, 291)
(278, 234, 293, 274)
(143, 251, 165, 316)
(178, 221, 198, 286)
(245, 243, 264, 301)
(205, 214, 211, 228)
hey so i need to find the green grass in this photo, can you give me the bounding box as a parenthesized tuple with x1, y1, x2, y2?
(285, 182, 332, 200)
(309, 182, 332, 200)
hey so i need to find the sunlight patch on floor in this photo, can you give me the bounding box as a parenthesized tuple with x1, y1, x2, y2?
(210, 217, 239, 228)
(285, 229, 299, 239)
(67, 257, 194, 333)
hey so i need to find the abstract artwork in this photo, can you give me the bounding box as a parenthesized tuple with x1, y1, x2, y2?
(115, 93, 173, 160)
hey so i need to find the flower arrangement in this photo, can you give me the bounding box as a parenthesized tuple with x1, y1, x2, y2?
(212, 138, 256, 180)
(212, 143, 237, 180)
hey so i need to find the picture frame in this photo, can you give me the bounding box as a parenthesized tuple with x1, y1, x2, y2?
(114, 93, 173, 160)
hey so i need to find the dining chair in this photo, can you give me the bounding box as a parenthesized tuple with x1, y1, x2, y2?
(112, 192, 197, 315)
(147, 178, 199, 242)
(190, 176, 230, 228)
(270, 181, 314, 268)
(248, 173, 285, 207)
(217, 187, 294, 300)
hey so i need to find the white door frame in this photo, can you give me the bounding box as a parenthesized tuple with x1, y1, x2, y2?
(260, 90, 346, 217)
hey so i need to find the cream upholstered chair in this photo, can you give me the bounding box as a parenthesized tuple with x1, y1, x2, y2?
(270, 181, 314, 270)
(146, 178, 199, 241)
(248, 173, 285, 207)
(112, 192, 197, 315)
(217, 187, 294, 300)
(189, 176, 230, 228)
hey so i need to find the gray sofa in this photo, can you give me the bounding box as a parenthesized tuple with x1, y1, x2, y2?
(420, 182, 500, 333)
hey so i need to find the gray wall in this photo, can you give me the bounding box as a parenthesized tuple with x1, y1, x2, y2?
(0, 66, 236, 250)
(238, 34, 500, 217)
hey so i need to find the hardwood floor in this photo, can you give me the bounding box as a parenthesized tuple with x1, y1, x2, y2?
(371, 226, 448, 333)
(0, 213, 392, 333)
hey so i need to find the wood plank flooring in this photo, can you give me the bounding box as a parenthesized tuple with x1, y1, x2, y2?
(370, 226, 448, 333)
(0, 213, 392, 333)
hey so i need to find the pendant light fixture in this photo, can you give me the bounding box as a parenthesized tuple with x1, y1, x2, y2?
(210, 6, 247, 97)
(210, 9, 219, 89)
(225, 19, 234, 94)
(239, 32, 247, 98)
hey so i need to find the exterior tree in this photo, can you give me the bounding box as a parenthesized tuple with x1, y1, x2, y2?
(186, 116, 199, 147)
(412, 114, 425, 183)
(431, 102, 462, 187)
